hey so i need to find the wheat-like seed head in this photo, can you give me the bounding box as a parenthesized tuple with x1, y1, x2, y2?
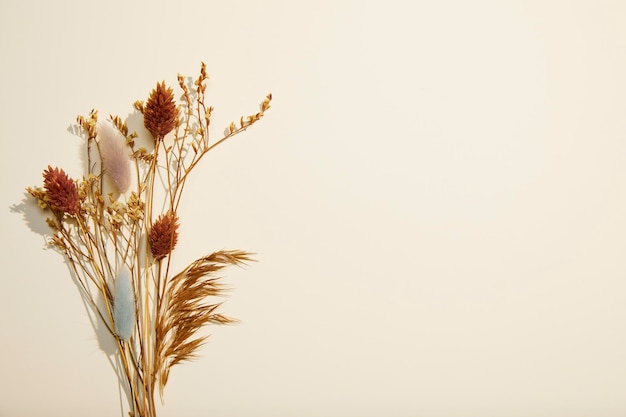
(155, 250, 253, 393)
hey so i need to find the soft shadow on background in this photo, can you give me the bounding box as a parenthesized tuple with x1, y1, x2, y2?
(2, 1, 626, 416)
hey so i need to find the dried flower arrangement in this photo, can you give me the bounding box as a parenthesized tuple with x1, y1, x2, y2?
(25, 62, 271, 417)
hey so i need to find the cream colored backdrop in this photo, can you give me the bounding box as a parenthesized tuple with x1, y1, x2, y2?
(1, 1, 626, 416)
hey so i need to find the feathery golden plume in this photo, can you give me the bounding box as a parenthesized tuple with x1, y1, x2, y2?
(149, 212, 179, 260)
(144, 81, 177, 139)
(155, 250, 253, 393)
(42, 166, 79, 215)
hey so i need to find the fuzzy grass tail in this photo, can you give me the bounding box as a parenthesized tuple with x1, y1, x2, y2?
(113, 266, 135, 341)
(98, 121, 131, 193)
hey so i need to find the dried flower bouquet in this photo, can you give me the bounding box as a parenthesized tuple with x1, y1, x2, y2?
(26, 63, 271, 417)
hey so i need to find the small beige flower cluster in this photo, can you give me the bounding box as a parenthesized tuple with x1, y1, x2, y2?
(28, 77, 180, 260)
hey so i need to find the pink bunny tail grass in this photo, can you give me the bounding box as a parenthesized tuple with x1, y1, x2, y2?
(98, 122, 131, 193)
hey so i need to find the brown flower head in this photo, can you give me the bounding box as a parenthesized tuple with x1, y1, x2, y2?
(43, 166, 79, 215)
(149, 212, 179, 260)
(144, 81, 177, 139)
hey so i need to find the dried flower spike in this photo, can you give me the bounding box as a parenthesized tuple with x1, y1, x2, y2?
(43, 166, 79, 215)
(149, 212, 179, 260)
(144, 81, 177, 139)
(98, 122, 131, 193)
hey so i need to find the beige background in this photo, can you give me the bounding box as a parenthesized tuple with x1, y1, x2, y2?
(2, 0, 626, 416)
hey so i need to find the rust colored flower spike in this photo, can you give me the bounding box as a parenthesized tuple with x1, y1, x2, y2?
(144, 81, 177, 139)
(149, 212, 179, 260)
(43, 166, 79, 215)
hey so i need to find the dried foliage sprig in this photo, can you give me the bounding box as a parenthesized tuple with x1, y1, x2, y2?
(25, 62, 271, 417)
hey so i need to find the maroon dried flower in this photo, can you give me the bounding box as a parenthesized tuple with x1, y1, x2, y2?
(144, 81, 177, 139)
(149, 212, 179, 260)
(43, 166, 79, 215)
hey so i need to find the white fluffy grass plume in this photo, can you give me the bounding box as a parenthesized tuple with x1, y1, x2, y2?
(112, 266, 135, 341)
(98, 122, 131, 193)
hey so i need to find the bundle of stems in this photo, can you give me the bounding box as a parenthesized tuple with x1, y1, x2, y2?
(26, 63, 271, 417)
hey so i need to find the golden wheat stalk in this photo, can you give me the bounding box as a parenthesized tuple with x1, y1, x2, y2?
(155, 250, 254, 395)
